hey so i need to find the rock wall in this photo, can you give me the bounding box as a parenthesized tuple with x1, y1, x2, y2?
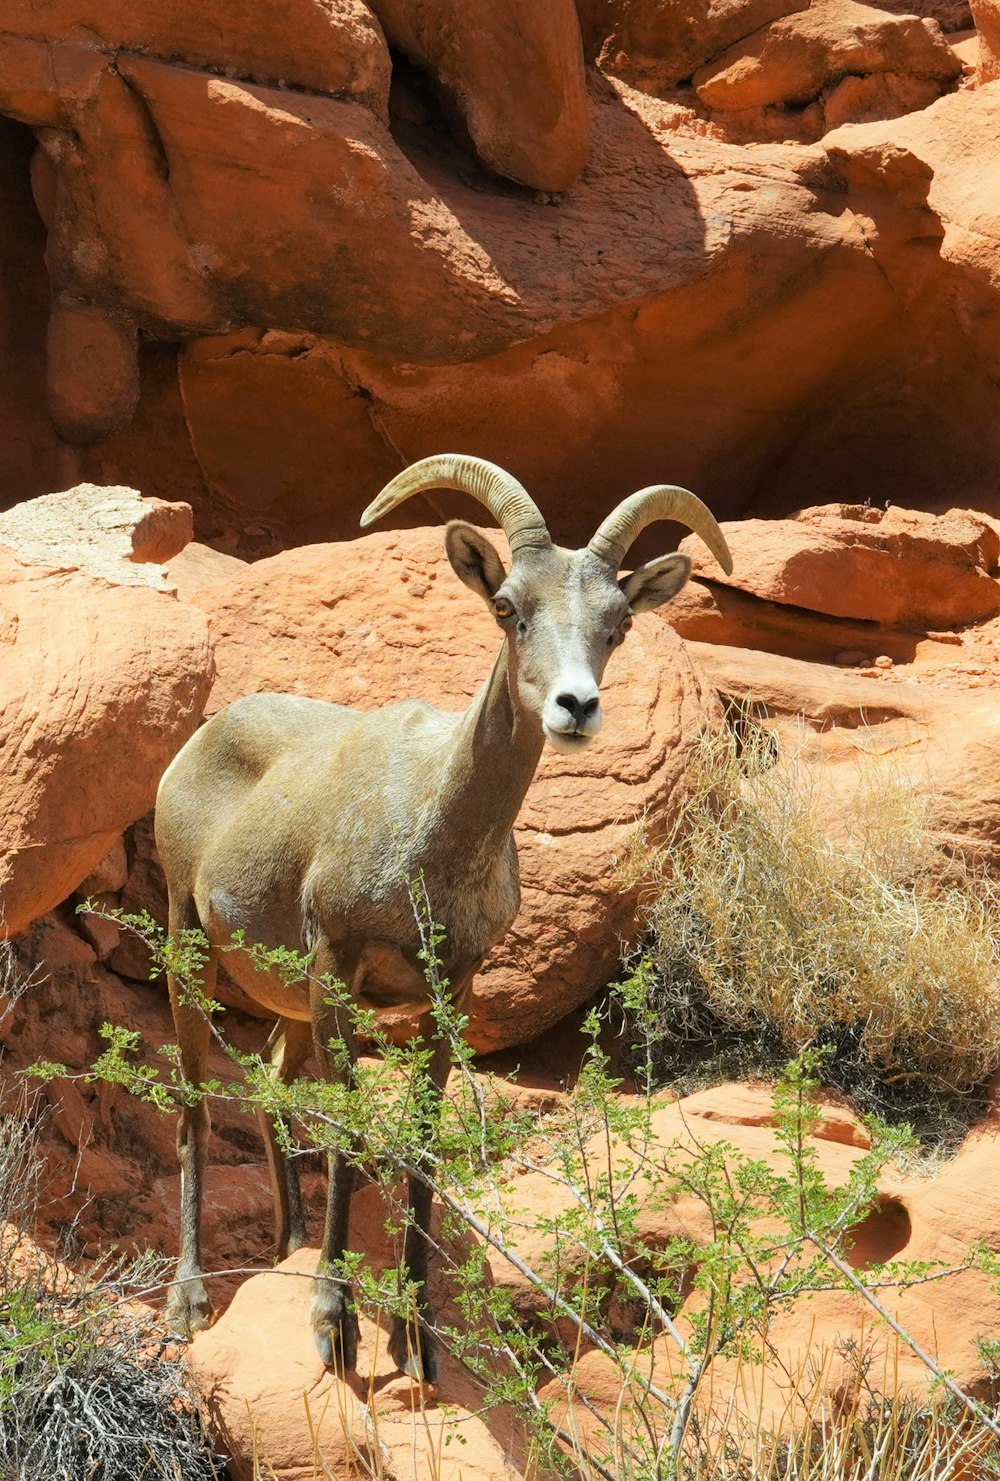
(0, 2, 998, 549)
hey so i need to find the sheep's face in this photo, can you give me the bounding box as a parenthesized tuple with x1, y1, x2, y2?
(445, 523, 692, 753)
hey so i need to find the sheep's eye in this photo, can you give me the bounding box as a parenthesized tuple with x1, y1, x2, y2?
(620, 615, 633, 635)
(493, 597, 515, 621)
(610, 614, 633, 644)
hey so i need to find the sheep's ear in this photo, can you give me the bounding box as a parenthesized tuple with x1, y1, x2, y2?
(445, 521, 508, 602)
(619, 552, 692, 613)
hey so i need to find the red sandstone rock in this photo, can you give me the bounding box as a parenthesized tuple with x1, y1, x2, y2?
(661, 576, 965, 664)
(76, 839, 128, 897)
(820, 67, 949, 128)
(2, 913, 297, 1257)
(188, 1240, 522, 1481)
(76, 896, 122, 961)
(693, 0, 960, 113)
(368, 0, 589, 191)
(687, 642, 1000, 867)
(824, 86, 1000, 376)
(186, 525, 721, 1051)
(866, 0, 971, 29)
(489, 1084, 868, 1322)
(575, 0, 810, 89)
(681, 505, 1000, 629)
(185, 1081, 1000, 1474)
(45, 299, 139, 445)
(0, 487, 213, 938)
(0, 120, 59, 505)
(126, 74, 999, 547)
(0, 483, 194, 588)
(0, 0, 998, 541)
(525, 1085, 1000, 1446)
(970, 0, 1000, 74)
(3, 24, 999, 535)
(163, 542, 247, 602)
(1, 0, 390, 113)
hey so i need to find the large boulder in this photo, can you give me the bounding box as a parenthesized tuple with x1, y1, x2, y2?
(0, 485, 213, 937)
(574, 0, 810, 90)
(186, 525, 721, 1052)
(693, 0, 960, 114)
(971, 0, 1000, 74)
(188, 1227, 522, 1481)
(680, 504, 1000, 629)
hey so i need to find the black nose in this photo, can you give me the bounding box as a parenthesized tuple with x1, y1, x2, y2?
(557, 693, 599, 726)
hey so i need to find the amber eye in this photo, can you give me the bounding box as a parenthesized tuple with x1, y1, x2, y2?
(620, 615, 633, 635)
(493, 597, 515, 621)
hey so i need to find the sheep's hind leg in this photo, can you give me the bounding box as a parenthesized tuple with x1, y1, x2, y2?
(164, 892, 217, 1340)
(258, 1016, 313, 1260)
(308, 949, 361, 1372)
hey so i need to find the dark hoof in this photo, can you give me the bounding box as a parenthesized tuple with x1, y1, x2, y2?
(311, 1284, 360, 1372)
(313, 1317, 360, 1372)
(166, 1279, 213, 1342)
(389, 1316, 437, 1384)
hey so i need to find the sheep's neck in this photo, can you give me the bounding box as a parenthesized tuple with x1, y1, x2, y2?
(432, 644, 542, 859)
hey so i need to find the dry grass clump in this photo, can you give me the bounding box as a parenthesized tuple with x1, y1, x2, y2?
(676, 1396, 1000, 1481)
(638, 722, 1000, 1120)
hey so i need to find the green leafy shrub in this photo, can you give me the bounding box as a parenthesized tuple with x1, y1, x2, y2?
(38, 894, 1000, 1481)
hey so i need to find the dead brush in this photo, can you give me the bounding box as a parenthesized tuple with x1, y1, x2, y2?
(631, 720, 1000, 1125)
(0, 948, 221, 1481)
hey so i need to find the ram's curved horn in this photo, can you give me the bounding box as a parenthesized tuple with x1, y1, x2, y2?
(361, 455, 550, 554)
(588, 486, 733, 575)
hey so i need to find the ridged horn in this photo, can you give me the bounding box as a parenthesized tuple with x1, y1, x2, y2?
(361, 455, 550, 553)
(588, 485, 733, 575)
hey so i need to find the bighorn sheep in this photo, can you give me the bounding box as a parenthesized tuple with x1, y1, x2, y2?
(155, 455, 733, 1381)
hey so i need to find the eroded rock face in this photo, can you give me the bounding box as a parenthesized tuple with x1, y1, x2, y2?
(0, 0, 593, 457)
(185, 525, 721, 1051)
(0, 486, 213, 937)
(2, 0, 996, 526)
(368, 0, 589, 190)
(688, 642, 1000, 868)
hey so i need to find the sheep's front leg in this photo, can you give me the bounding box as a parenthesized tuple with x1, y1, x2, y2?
(308, 965, 361, 1371)
(164, 894, 217, 1340)
(388, 1026, 452, 1383)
